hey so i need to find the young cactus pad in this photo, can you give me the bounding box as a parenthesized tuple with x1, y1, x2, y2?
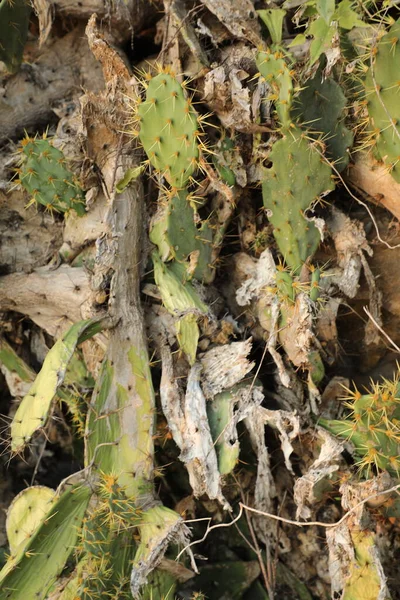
(138, 72, 201, 189)
(16, 136, 86, 215)
(364, 18, 400, 183)
(262, 127, 333, 272)
(319, 377, 400, 476)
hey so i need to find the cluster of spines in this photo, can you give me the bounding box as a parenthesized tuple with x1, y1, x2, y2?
(320, 375, 400, 477)
(76, 474, 141, 599)
(14, 133, 86, 216)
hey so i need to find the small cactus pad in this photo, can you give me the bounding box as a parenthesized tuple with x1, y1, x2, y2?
(0, 0, 31, 73)
(262, 127, 334, 272)
(319, 376, 400, 476)
(364, 18, 400, 182)
(256, 48, 293, 127)
(138, 72, 200, 188)
(16, 136, 86, 215)
(6, 486, 55, 555)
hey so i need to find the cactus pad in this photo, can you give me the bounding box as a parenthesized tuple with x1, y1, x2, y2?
(11, 318, 102, 453)
(150, 190, 213, 282)
(138, 72, 201, 189)
(16, 136, 86, 215)
(262, 127, 334, 272)
(6, 486, 55, 555)
(319, 376, 400, 476)
(364, 18, 400, 182)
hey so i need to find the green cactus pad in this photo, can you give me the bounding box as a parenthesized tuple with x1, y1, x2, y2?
(0, 483, 91, 600)
(16, 136, 86, 215)
(150, 190, 213, 282)
(364, 18, 400, 183)
(6, 486, 55, 555)
(319, 377, 400, 475)
(0, 0, 31, 73)
(262, 127, 334, 272)
(11, 318, 102, 453)
(256, 48, 293, 126)
(293, 67, 353, 171)
(138, 72, 200, 189)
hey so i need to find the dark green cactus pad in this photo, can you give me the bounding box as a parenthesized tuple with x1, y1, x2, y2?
(138, 72, 200, 189)
(262, 127, 334, 272)
(293, 67, 353, 171)
(364, 18, 400, 183)
(150, 190, 213, 283)
(16, 136, 86, 216)
(0, 0, 31, 73)
(256, 48, 293, 127)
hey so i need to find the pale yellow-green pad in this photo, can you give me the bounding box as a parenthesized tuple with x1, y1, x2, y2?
(11, 318, 102, 453)
(6, 486, 55, 555)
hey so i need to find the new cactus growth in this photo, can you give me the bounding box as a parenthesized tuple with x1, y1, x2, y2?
(262, 127, 333, 273)
(319, 376, 400, 476)
(138, 71, 203, 189)
(15, 135, 86, 215)
(0, 0, 31, 73)
(364, 18, 400, 182)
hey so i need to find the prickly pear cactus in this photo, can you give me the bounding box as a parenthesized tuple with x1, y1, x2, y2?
(319, 376, 400, 476)
(364, 18, 400, 182)
(150, 190, 213, 282)
(262, 127, 334, 272)
(15, 136, 86, 215)
(138, 71, 202, 189)
(0, 0, 31, 73)
(256, 48, 294, 127)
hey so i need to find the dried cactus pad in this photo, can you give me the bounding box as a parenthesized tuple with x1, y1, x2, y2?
(17, 136, 86, 216)
(138, 72, 200, 188)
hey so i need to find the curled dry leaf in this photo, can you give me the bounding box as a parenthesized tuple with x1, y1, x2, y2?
(200, 338, 255, 398)
(294, 429, 344, 520)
